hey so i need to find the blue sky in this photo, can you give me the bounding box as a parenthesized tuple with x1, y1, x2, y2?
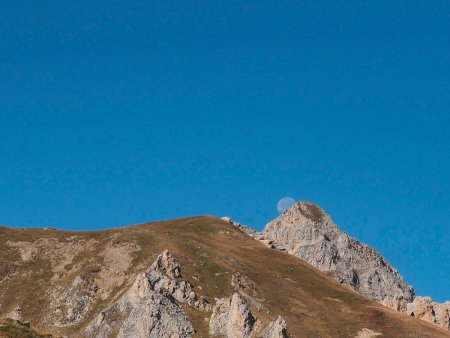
(1, 1, 449, 301)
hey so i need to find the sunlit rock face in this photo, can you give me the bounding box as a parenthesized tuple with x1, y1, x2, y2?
(406, 297, 450, 331)
(209, 292, 290, 338)
(84, 250, 207, 338)
(263, 201, 415, 304)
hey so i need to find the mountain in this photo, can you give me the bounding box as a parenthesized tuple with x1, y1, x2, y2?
(261, 201, 449, 331)
(263, 202, 414, 304)
(0, 212, 448, 337)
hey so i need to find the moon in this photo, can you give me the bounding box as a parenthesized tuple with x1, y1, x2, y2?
(277, 197, 296, 213)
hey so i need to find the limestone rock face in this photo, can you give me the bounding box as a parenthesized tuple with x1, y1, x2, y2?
(209, 293, 256, 338)
(117, 291, 194, 338)
(84, 250, 207, 338)
(209, 292, 290, 338)
(262, 201, 414, 304)
(433, 302, 450, 331)
(407, 297, 450, 331)
(143, 250, 210, 311)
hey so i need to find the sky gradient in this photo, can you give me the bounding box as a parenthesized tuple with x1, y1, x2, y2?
(1, 1, 449, 301)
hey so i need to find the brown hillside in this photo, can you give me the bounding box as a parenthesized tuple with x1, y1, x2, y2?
(0, 217, 448, 337)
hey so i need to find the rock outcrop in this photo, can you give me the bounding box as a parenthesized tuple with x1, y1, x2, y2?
(262, 315, 289, 338)
(209, 293, 256, 337)
(117, 291, 194, 338)
(142, 250, 210, 311)
(209, 290, 289, 338)
(85, 250, 208, 338)
(262, 202, 414, 304)
(406, 297, 450, 331)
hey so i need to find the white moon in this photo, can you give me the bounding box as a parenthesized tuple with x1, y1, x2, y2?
(277, 197, 296, 213)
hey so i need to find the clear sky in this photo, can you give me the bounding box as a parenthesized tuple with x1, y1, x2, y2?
(1, 1, 449, 302)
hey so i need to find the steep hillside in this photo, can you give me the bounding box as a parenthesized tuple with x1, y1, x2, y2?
(0, 217, 448, 337)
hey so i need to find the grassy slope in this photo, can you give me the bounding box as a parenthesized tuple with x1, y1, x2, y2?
(0, 217, 448, 338)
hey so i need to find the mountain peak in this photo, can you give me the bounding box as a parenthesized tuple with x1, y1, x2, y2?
(282, 201, 330, 223)
(273, 201, 337, 234)
(263, 201, 414, 304)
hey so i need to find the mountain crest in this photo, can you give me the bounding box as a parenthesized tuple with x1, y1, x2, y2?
(281, 201, 332, 226)
(263, 201, 414, 303)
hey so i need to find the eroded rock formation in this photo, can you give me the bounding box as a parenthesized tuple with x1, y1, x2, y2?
(209, 292, 289, 338)
(85, 250, 208, 338)
(406, 297, 450, 331)
(209, 293, 256, 337)
(262, 315, 289, 338)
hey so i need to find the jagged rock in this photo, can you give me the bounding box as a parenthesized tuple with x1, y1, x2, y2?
(151, 249, 182, 278)
(209, 293, 256, 338)
(407, 297, 450, 331)
(262, 201, 414, 304)
(118, 290, 194, 338)
(87, 287, 194, 338)
(263, 316, 289, 338)
(209, 292, 288, 338)
(85, 250, 208, 337)
(433, 302, 450, 331)
(143, 250, 210, 311)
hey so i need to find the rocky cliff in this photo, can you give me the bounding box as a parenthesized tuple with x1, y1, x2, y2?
(84, 250, 200, 338)
(262, 201, 414, 304)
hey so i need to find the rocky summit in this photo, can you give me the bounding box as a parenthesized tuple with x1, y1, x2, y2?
(260, 201, 449, 331)
(0, 211, 448, 337)
(263, 201, 415, 304)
